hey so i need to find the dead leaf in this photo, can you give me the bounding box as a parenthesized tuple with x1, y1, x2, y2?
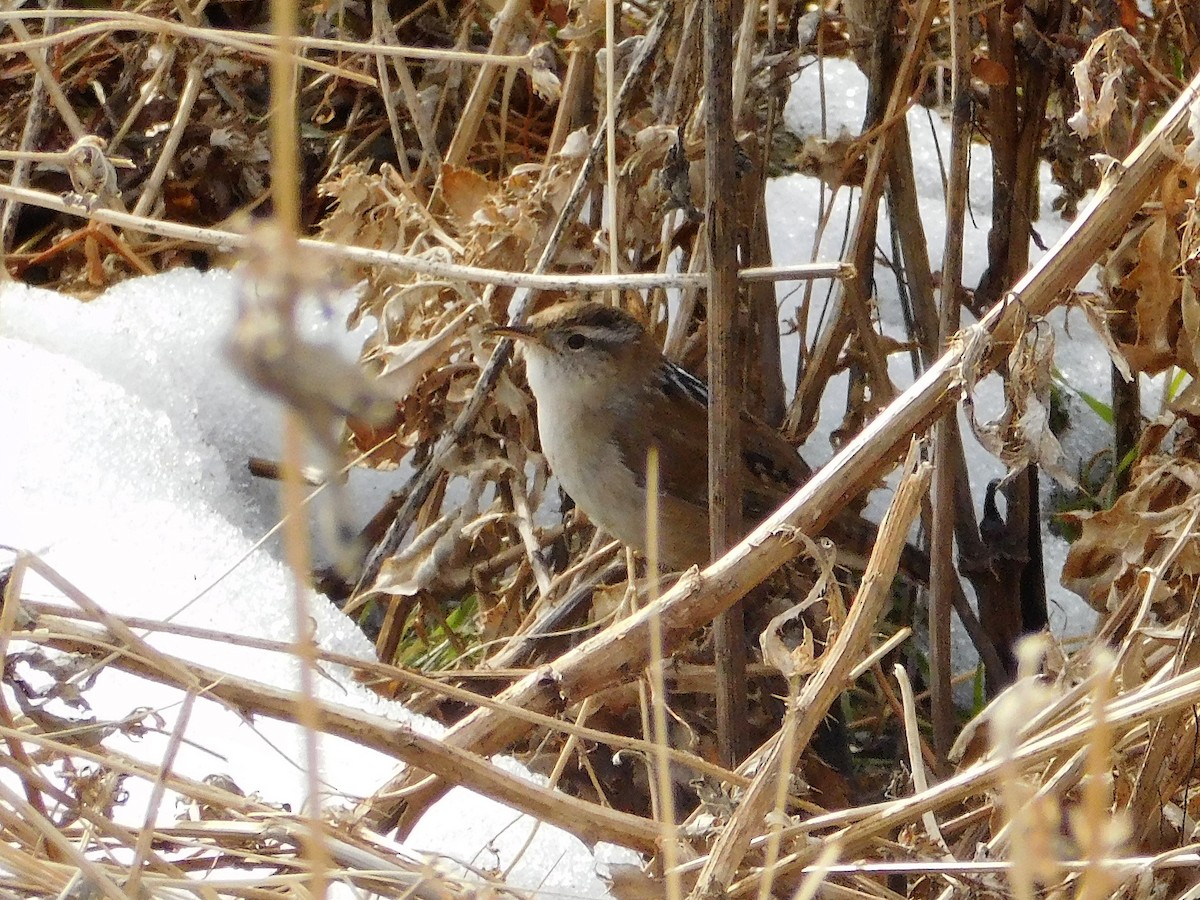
(1070, 291, 1133, 381)
(963, 310, 1075, 487)
(1121, 212, 1181, 374)
(370, 503, 478, 600)
(1161, 165, 1198, 217)
(1063, 450, 1200, 616)
(972, 56, 1009, 87)
(441, 165, 496, 227)
(1067, 29, 1137, 140)
(372, 306, 474, 400)
(759, 531, 838, 680)
(606, 864, 662, 900)
(527, 43, 562, 103)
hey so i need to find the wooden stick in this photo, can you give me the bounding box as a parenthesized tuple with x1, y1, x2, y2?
(705, 0, 746, 768)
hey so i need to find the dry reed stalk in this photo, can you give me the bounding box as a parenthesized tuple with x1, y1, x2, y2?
(716, 658, 1200, 894)
(14, 607, 661, 851)
(16, 593, 745, 788)
(928, 0, 975, 763)
(0, 10, 395, 85)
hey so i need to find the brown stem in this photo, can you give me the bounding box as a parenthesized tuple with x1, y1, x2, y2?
(930, 0, 974, 765)
(705, 0, 747, 768)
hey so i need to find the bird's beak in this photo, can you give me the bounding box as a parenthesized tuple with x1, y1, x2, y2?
(489, 323, 540, 345)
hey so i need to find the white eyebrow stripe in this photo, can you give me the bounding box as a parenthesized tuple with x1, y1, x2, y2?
(573, 324, 641, 344)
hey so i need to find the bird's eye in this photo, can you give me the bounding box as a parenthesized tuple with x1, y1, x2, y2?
(566, 333, 586, 350)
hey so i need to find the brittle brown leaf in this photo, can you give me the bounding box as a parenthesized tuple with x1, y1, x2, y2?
(441, 165, 497, 228)
(1062, 453, 1200, 616)
(371, 307, 474, 401)
(1120, 212, 1181, 373)
(972, 56, 1009, 87)
(964, 313, 1075, 487)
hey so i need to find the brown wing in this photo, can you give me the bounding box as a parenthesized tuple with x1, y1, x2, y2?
(613, 362, 927, 580)
(739, 417, 812, 525)
(607, 372, 712, 566)
(612, 365, 712, 511)
(615, 360, 814, 527)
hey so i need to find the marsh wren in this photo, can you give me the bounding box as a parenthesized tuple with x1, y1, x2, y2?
(495, 300, 882, 569)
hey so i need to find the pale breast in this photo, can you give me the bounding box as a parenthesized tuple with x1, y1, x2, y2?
(537, 405, 711, 566)
(537, 401, 647, 548)
(526, 352, 711, 567)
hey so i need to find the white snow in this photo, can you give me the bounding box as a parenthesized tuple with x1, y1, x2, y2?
(770, 57, 1102, 658)
(0, 272, 634, 898)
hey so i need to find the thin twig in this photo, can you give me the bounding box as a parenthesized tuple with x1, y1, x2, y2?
(130, 56, 204, 220)
(790, 0, 938, 432)
(14, 615, 663, 851)
(0, 0, 58, 257)
(0, 182, 846, 289)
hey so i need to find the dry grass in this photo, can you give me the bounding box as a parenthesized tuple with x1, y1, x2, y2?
(3, 0, 1200, 897)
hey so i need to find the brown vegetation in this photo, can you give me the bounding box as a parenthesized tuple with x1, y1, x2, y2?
(3, 0, 1200, 897)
